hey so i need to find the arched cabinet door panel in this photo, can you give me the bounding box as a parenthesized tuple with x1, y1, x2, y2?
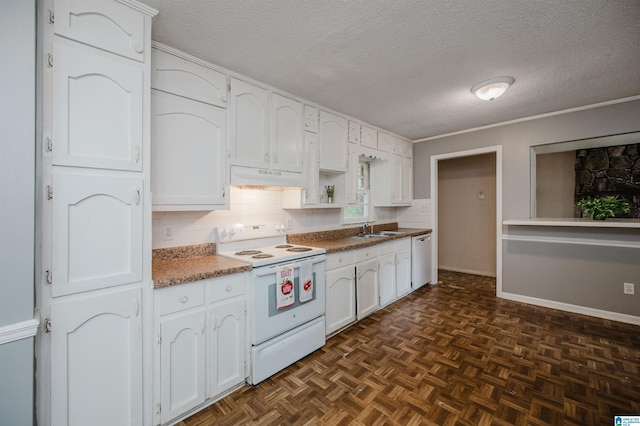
(151, 90, 227, 209)
(52, 41, 143, 172)
(51, 287, 143, 426)
(52, 172, 143, 297)
(229, 78, 269, 169)
(54, 0, 148, 61)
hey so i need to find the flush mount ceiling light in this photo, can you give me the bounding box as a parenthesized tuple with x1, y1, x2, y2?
(471, 77, 515, 101)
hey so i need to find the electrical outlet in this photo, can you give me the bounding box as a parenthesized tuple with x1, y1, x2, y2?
(624, 282, 635, 295)
(163, 226, 174, 241)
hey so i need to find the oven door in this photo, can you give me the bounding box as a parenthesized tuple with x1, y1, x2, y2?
(251, 255, 325, 345)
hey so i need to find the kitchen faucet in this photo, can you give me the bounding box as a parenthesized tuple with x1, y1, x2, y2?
(363, 222, 368, 234)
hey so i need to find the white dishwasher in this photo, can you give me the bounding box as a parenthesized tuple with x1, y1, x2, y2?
(412, 234, 432, 289)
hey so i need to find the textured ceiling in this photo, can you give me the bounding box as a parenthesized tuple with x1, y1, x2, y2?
(139, 0, 640, 140)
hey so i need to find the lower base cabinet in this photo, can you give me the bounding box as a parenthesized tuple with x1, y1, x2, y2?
(51, 286, 143, 426)
(155, 273, 246, 425)
(325, 264, 356, 335)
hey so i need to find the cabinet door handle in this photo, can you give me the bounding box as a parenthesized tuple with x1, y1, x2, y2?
(133, 189, 141, 206)
(222, 186, 226, 198)
(200, 320, 205, 335)
(211, 316, 217, 331)
(180, 296, 189, 303)
(133, 145, 140, 163)
(133, 298, 140, 317)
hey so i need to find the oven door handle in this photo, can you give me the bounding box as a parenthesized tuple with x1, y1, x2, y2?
(253, 254, 326, 277)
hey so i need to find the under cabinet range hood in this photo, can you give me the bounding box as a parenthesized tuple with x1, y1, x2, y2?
(230, 165, 304, 188)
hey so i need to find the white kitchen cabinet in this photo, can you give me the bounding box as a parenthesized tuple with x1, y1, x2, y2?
(229, 78, 269, 169)
(378, 251, 396, 307)
(154, 274, 246, 425)
(377, 132, 394, 153)
(159, 309, 206, 424)
(402, 156, 413, 204)
(378, 239, 412, 306)
(356, 256, 379, 319)
(402, 140, 413, 158)
(51, 171, 143, 297)
(303, 132, 320, 205)
(151, 45, 227, 107)
(395, 243, 412, 298)
(271, 93, 303, 173)
(41, 2, 156, 426)
(371, 154, 412, 206)
(51, 287, 143, 426)
(348, 121, 360, 144)
(151, 89, 228, 210)
(53, 0, 149, 62)
(346, 144, 360, 204)
(319, 111, 348, 172)
(304, 105, 319, 133)
(325, 264, 356, 335)
(207, 274, 246, 399)
(360, 125, 378, 149)
(52, 40, 143, 172)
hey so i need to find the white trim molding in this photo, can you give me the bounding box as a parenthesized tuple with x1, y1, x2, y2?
(500, 292, 640, 326)
(0, 315, 40, 345)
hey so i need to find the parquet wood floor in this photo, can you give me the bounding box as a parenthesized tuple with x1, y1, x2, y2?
(179, 271, 640, 425)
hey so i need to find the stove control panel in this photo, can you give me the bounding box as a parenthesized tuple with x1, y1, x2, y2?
(215, 223, 286, 243)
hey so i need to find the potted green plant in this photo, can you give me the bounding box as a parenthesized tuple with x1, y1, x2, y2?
(576, 196, 630, 220)
(325, 185, 335, 203)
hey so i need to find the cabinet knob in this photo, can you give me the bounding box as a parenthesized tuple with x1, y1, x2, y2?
(180, 296, 188, 303)
(226, 285, 233, 292)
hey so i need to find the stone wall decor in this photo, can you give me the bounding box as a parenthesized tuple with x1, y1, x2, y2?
(575, 143, 640, 218)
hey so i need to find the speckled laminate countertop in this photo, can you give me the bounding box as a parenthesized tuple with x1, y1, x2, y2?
(152, 243, 251, 288)
(289, 227, 431, 254)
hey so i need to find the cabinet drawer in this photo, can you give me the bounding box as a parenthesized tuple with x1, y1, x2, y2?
(157, 282, 205, 316)
(207, 274, 245, 303)
(326, 251, 355, 270)
(355, 246, 378, 263)
(395, 238, 412, 252)
(377, 241, 395, 256)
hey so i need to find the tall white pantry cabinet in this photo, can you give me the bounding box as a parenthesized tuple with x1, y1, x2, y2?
(39, 1, 157, 425)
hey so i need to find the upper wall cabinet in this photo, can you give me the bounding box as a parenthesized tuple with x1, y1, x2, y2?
(360, 126, 378, 149)
(271, 93, 303, 173)
(319, 111, 348, 172)
(52, 40, 143, 172)
(53, 0, 150, 62)
(377, 132, 394, 153)
(229, 78, 270, 170)
(151, 90, 228, 210)
(304, 105, 319, 133)
(348, 121, 360, 144)
(151, 46, 228, 108)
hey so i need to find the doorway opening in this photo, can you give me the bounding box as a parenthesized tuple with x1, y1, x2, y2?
(430, 146, 503, 295)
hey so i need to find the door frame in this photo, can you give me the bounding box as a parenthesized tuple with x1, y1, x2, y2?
(430, 145, 503, 295)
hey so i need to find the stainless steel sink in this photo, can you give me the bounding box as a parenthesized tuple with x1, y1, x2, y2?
(379, 231, 404, 236)
(355, 233, 387, 238)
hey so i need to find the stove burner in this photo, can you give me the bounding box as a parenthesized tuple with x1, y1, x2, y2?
(235, 250, 262, 256)
(287, 247, 312, 252)
(275, 244, 294, 249)
(252, 253, 275, 259)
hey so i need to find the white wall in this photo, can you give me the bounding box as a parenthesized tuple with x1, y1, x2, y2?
(0, 1, 36, 424)
(413, 99, 640, 323)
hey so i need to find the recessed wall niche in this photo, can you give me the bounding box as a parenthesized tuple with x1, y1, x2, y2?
(532, 132, 640, 219)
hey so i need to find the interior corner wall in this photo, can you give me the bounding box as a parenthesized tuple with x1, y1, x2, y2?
(412, 99, 640, 320)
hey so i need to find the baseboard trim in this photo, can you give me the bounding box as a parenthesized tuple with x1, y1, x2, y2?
(0, 315, 40, 345)
(439, 266, 496, 278)
(498, 292, 640, 326)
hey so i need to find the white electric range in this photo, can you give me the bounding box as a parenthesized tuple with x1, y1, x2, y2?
(216, 225, 326, 384)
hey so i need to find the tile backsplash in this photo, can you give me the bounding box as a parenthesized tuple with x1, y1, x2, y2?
(152, 187, 431, 249)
